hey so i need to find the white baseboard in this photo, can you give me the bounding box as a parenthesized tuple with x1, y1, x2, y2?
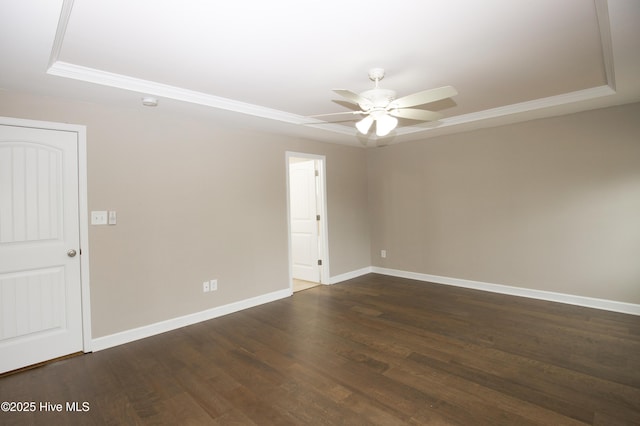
(92, 288, 292, 351)
(372, 267, 640, 316)
(92, 266, 639, 352)
(329, 266, 373, 284)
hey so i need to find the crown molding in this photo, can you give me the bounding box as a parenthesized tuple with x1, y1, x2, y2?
(595, 0, 615, 90)
(48, 0, 74, 69)
(394, 85, 616, 138)
(47, 61, 314, 125)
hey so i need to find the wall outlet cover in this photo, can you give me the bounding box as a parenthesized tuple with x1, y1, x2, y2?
(91, 211, 108, 225)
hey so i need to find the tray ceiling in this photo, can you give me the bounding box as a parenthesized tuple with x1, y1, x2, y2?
(1, 0, 639, 146)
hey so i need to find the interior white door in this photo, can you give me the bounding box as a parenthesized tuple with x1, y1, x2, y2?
(0, 124, 84, 374)
(290, 159, 320, 282)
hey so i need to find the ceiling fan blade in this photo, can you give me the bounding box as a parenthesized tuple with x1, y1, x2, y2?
(390, 85, 457, 109)
(308, 111, 365, 118)
(332, 89, 371, 106)
(388, 108, 443, 122)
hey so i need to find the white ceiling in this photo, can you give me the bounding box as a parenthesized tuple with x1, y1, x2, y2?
(1, 0, 639, 146)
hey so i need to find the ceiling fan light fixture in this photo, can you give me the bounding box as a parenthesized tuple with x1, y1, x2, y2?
(356, 115, 374, 134)
(375, 114, 398, 137)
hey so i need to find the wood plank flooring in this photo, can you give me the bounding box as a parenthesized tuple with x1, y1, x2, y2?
(1, 273, 639, 425)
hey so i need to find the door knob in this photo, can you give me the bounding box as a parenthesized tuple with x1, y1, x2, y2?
(67, 249, 77, 258)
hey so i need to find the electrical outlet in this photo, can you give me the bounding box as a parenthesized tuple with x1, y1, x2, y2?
(203, 281, 210, 292)
(210, 279, 218, 291)
(381, 250, 387, 258)
(91, 211, 108, 225)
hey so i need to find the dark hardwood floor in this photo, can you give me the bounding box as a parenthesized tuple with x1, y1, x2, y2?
(1, 273, 639, 425)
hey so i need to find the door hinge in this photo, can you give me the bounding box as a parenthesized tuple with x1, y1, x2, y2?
(316, 214, 321, 221)
(315, 169, 319, 177)
(317, 259, 322, 266)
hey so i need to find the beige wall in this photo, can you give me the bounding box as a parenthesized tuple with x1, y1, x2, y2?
(368, 102, 640, 304)
(0, 92, 371, 337)
(2, 91, 638, 339)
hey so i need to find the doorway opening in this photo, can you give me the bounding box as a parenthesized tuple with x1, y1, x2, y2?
(286, 152, 329, 293)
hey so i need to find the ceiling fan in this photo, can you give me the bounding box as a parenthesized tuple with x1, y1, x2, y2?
(313, 68, 457, 137)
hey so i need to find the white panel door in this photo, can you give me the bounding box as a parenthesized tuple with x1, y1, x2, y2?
(290, 159, 320, 282)
(0, 124, 83, 373)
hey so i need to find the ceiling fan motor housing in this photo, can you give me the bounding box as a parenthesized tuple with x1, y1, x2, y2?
(358, 89, 396, 110)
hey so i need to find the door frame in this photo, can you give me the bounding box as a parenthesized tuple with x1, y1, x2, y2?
(285, 151, 330, 290)
(0, 116, 92, 353)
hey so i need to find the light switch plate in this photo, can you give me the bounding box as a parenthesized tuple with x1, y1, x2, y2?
(91, 211, 108, 225)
